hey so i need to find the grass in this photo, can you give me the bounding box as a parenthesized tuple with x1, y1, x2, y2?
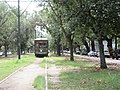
(0, 55, 35, 80)
(44, 56, 67, 61)
(39, 56, 120, 90)
(44, 56, 120, 90)
(60, 69, 120, 90)
(33, 75, 45, 90)
(54, 60, 94, 68)
(56, 56, 120, 90)
(42, 56, 94, 68)
(39, 56, 67, 68)
(39, 59, 52, 68)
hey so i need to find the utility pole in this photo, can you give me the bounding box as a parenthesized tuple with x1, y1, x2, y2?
(18, 0, 21, 59)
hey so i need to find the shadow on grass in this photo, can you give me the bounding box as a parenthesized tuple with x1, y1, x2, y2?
(59, 62, 120, 90)
(43, 56, 120, 90)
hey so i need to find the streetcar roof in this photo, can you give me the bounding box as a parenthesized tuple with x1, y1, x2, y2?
(34, 38, 48, 41)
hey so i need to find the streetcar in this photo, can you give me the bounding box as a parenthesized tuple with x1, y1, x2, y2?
(34, 38, 48, 57)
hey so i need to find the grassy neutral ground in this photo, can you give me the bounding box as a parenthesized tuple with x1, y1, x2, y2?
(0, 54, 35, 80)
(38, 55, 120, 90)
(39, 56, 67, 68)
(59, 67, 120, 90)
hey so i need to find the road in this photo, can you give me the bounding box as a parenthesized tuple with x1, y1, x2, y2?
(77, 54, 120, 64)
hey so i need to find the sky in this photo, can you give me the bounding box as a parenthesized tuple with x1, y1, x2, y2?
(2, 0, 42, 13)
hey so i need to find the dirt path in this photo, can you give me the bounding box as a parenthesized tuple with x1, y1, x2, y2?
(0, 58, 44, 90)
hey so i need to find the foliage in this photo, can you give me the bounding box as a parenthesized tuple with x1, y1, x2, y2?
(45, 0, 120, 68)
(0, 2, 37, 55)
(35, 0, 120, 68)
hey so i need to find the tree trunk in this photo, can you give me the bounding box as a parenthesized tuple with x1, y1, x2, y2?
(106, 39, 113, 57)
(23, 48, 25, 54)
(56, 44, 61, 56)
(82, 38, 90, 53)
(21, 48, 23, 54)
(98, 38, 107, 69)
(115, 36, 117, 50)
(61, 43, 64, 55)
(91, 40, 95, 51)
(54, 40, 57, 54)
(4, 43, 7, 57)
(69, 38, 74, 61)
(56, 34, 61, 56)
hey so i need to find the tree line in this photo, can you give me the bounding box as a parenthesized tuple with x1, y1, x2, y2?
(38, 0, 120, 69)
(0, 2, 37, 57)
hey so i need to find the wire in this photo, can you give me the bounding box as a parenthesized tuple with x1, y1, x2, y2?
(0, 0, 40, 2)
(21, 0, 33, 15)
(4, 1, 18, 16)
(4, 0, 36, 16)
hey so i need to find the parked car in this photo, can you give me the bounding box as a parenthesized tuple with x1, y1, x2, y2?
(104, 50, 110, 58)
(75, 50, 81, 55)
(112, 49, 120, 60)
(97, 50, 110, 58)
(0, 52, 3, 56)
(81, 50, 88, 55)
(88, 51, 98, 57)
(62, 50, 68, 53)
(7, 51, 12, 55)
(2, 51, 12, 55)
(67, 51, 70, 54)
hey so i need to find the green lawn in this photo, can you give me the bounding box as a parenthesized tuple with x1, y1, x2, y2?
(33, 75, 45, 90)
(60, 69, 120, 90)
(0, 55, 35, 80)
(45, 56, 120, 90)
